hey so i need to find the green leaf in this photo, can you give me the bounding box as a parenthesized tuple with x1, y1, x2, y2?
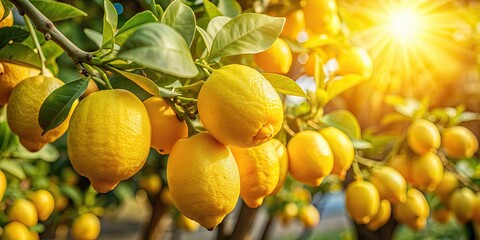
(30, 0, 87, 22)
(161, 0, 196, 47)
(208, 13, 285, 60)
(42, 40, 64, 63)
(320, 110, 361, 139)
(196, 26, 213, 55)
(351, 138, 373, 150)
(204, 0, 223, 19)
(39, 78, 88, 135)
(115, 11, 158, 46)
(1, 0, 14, 20)
(110, 75, 153, 101)
(0, 43, 41, 68)
(83, 28, 103, 48)
(207, 16, 231, 38)
(113, 70, 159, 96)
(0, 159, 25, 179)
(15, 144, 60, 162)
(262, 73, 309, 98)
(0, 27, 30, 49)
(218, 0, 241, 18)
(102, 0, 118, 47)
(60, 184, 83, 207)
(118, 23, 199, 78)
(326, 74, 365, 100)
(159, 87, 181, 97)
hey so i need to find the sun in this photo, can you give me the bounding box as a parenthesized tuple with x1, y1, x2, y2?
(388, 8, 423, 43)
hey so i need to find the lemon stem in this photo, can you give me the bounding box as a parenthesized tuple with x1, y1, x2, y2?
(164, 98, 198, 137)
(352, 160, 364, 180)
(195, 61, 215, 72)
(92, 65, 113, 90)
(24, 16, 47, 75)
(174, 81, 205, 91)
(355, 155, 383, 168)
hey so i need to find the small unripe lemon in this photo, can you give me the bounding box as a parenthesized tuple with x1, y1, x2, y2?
(345, 179, 380, 224)
(442, 126, 479, 159)
(279, 202, 299, 224)
(367, 200, 391, 231)
(407, 119, 441, 155)
(299, 204, 320, 228)
(138, 174, 162, 196)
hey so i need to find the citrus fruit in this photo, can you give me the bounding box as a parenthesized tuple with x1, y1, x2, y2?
(254, 38, 293, 74)
(387, 154, 413, 183)
(441, 126, 479, 159)
(292, 187, 312, 203)
(287, 130, 334, 186)
(432, 207, 452, 224)
(410, 152, 443, 192)
(160, 188, 174, 206)
(407, 119, 441, 155)
(67, 89, 151, 193)
(299, 204, 320, 228)
(336, 47, 373, 78)
(366, 200, 391, 231)
(0, 3, 4, 19)
(197, 64, 283, 148)
(393, 188, 429, 230)
(143, 96, 188, 154)
(138, 174, 162, 196)
(303, 0, 337, 35)
(0, 169, 6, 201)
(167, 132, 240, 230)
(7, 198, 38, 227)
(27, 189, 55, 221)
(281, 9, 305, 41)
(279, 202, 298, 224)
(7, 76, 73, 152)
(448, 187, 476, 224)
(369, 166, 407, 203)
(304, 51, 326, 76)
(80, 79, 99, 99)
(319, 127, 354, 180)
(71, 213, 101, 240)
(231, 141, 280, 208)
(345, 179, 380, 224)
(0, 61, 41, 105)
(270, 138, 289, 194)
(1, 221, 33, 240)
(177, 214, 200, 232)
(432, 171, 458, 204)
(0, 11, 13, 28)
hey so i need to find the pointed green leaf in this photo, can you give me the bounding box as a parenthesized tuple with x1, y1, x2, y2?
(159, 87, 181, 97)
(0, 43, 41, 68)
(320, 110, 361, 139)
(115, 11, 158, 45)
(208, 13, 285, 60)
(161, 0, 196, 47)
(84, 28, 103, 48)
(0, 159, 25, 179)
(218, 0, 241, 18)
(326, 74, 365, 100)
(196, 26, 213, 55)
(204, 0, 223, 19)
(0, 27, 30, 49)
(207, 16, 231, 38)
(30, 0, 87, 21)
(15, 144, 59, 162)
(262, 73, 309, 98)
(118, 23, 199, 78)
(39, 78, 89, 135)
(102, 0, 118, 47)
(110, 75, 153, 101)
(113, 70, 159, 96)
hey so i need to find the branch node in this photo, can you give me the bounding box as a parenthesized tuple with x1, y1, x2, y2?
(44, 33, 51, 41)
(18, 10, 25, 16)
(86, 54, 93, 61)
(45, 21, 53, 29)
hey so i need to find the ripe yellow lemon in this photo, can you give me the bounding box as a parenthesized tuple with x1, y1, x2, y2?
(7, 198, 38, 227)
(0, 61, 40, 105)
(281, 9, 305, 41)
(432, 207, 452, 224)
(432, 171, 458, 204)
(167, 132, 240, 230)
(138, 174, 162, 196)
(0, 3, 4, 19)
(80, 79, 99, 99)
(1, 221, 33, 240)
(177, 214, 200, 232)
(27, 189, 55, 221)
(67, 89, 151, 193)
(299, 204, 320, 228)
(292, 187, 312, 203)
(345, 179, 380, 224)
(0, 11, 13, 28)
(197, 64, 283, 148)
(442, 126, 479, 159)
(143, 96, 188, 154)
(71, 213, 101, 240)
(279, 202, 299, 224)
(367, 200, 391, 231)
(319, 127, 354, 180)
(270, 138, 289, 194)
(0, 169, 6, 201)
(336, 47, 373, 78)
(7, 76, 74, 152)
(410, 152, 443, 192)
(448, 187, 476, 224)
(304, 51, 327, 76)
(231, 141, 280, 208)
(387, 154, 413, 184)
(369, 166, 407, 204)
(287, 130, 334, 186)
(303, 0, 337, 35)
(254, 38, 293, 74)
(393, 188, 429, 229)
(407, 119, 441, 155)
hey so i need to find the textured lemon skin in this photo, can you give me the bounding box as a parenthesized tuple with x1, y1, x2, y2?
(67, 90, 151, 193)
(270, 138, 289, 194)
(319, 127, 354, 180)
(367, 200, 391, 231)
(448, 188, 476, 224)
(411, 152, 444, 192)
(393, 188, 429, 229)
(407, 119, 441, 155)
(177, 214, 200, 232)
(167, 132, 240, 230)
(7, 199, 38, 227)
(1, 221, 33, 240)
(0, 170, 6, 201)
(0, 61, 40, 105)
(254, 38, 293, 74)
(287, 130, 333, 186)
(231, 141, 280, 208)
(143, 96, 188, 154)
(345, 180, 380, 224)
(0, 11, 13, 28)
(442, 126, 479, 159)
(370, 166, 407, 204)
(7, 76, 72, 152)
(197, 64, 283, 148)
(299, 204, 320, 228)
(71, 213, 101, 240)
(28, 190, 55, 221)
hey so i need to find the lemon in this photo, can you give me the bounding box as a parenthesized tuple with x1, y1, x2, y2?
(177, 214, 200, 232)
(167, 132, 240, 230)
(7, 198, 38, 227)
(1, 221, 33, 240)
(231, 140, 280, 208)
(0, 3, 4, 19)
(345, 179, 380, 224)
(7, 76, 73, 152)
(80, 79, 99, 99)
(393, 188, 429, 229)
(281, 9, 305, 41)
(0, 11, 13, 28)
(254, 38, 293, 74)
(197, 64, 283, 148)
(432, 207, 452, 224)
(448, 187, 476, 224)
(0, 169, 6, 201)
(367, 200, 391, 231)
(27, 189, 55, 221)
(160, 188, 174, 206)
(336, 47, 373, 78)
(407, 119, 441, 155)
(319, 127, 354, 180)
(292, 187, 312, 203)
(441, 126, 479, 159)
(143, 96, 188, 154)
(305, 51, 327, 76)
(67, 89, 151, 193)
(0, 62, 40, 105)
(432, 171, 458, 204)
(287, 130, 334, 186)
(387, 154, 413, 184)
(138, 174, 162, 196)
(299, 204, 320, 228)
(411, 152, 443, 192)
(369, 166, 407, 203)
(303, 0, 337, 35)
(71, 213, 101, 240)
(270, 138, 289, 195)
(279, 202, 298, 224)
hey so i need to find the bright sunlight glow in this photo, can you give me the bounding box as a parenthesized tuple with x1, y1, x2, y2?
(389, 8, 423, 42)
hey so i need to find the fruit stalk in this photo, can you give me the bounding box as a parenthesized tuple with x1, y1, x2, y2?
(23, 16, 47, 74)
